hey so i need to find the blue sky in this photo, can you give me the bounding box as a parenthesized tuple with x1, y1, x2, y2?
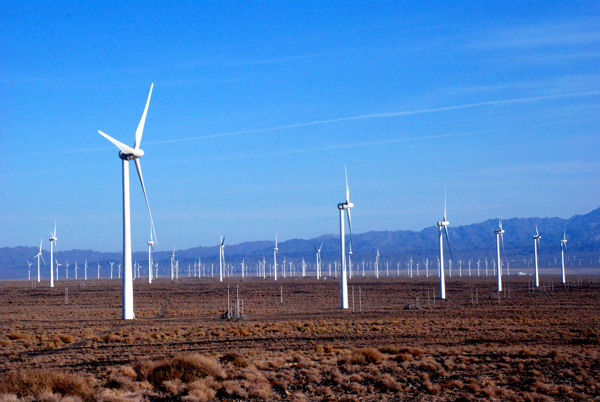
(1, 2, 599, 252)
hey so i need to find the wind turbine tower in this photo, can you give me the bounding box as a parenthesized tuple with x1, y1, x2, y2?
(337, 166, 354, 309)
(98, 83, 157, 320)
(560, 231, 568, 284)
(49, 222, 57, 288)
(148, 230, 154, 284)
(495, 219, 505, 292)
(437, 190, 451, 300)
(219, 237, 225, 282)
(273, 236, 278, 281)
(35, 238, 45, 282)
(533, 226, 541, 287)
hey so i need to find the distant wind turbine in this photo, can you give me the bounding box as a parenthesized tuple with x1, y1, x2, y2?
(560, 230, 568, 284)
(49, 222, 57, 288)
(34, 238, 45, 282)
(437, 189, 452, 300)
(98, 83, 157, 320)
(148, 229, 154, 284)
(337, 166, 354, 309)
(27, 260, 32, 281)
(533, 225, 541, 287)
(273, 235, 278, 281)
(495, 219, 505, 292)
(314, 243, 323, 279)
(219, 237, 225, 282)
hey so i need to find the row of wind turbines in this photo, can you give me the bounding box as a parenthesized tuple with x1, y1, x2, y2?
(34, 84, 575, 320)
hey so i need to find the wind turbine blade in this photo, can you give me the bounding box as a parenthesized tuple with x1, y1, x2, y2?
(98, 130, 136, 154)
(53, 220, 57, 237)
(536, 225, 539, 237)
(134, 159, 157, 244)
(39, 238, 42, 252)
(41, 255, 46, 265)
(444, 226, 453, 260)
(443, 184, 447, 221)
(319, 242, 323, 252)
(345, 165, 349, 203)
(134, 83, 153, 149)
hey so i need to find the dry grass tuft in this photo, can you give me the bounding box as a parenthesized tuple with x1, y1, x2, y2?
(340, 347, 384, 365)
(144, 353, 226, 390)
(0, 369, 95, 400)
(220, 351, 248, 368)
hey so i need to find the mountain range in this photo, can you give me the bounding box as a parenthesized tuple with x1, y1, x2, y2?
(2, 207, 599, 280)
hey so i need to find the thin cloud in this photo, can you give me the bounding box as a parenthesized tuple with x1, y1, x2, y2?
(146, 90, 600, 146)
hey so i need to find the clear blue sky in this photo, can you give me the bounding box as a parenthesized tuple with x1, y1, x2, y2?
(1, 2, 599, 252)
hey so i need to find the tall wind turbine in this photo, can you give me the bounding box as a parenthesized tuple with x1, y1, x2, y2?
(98, 83, 157, 320)
(27, 260, 32, 281)
(533, 225, 541, 287)
(437, 190, 451, 300)
(337, 166, 354, 309)
(219, 237, 225, 282)
(494, 219, 505, 292)
(273, 235, 278, 281)
(49, 222, 57, 288)
(375, 249, 380, 279)
(560, 230, 568, 284)
(34, 238, 45, 282)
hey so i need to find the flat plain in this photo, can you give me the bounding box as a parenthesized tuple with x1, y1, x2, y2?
(1, 275, 599, 401)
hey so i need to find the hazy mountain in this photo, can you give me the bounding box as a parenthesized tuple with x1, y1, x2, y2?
(2, 207, 599, 279)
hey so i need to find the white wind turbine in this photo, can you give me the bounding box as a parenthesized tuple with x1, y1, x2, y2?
(494, 219, 505, 292)
(84, 259, 88, 280)
(98, 83, 157, 320)
(97, 262, 101, 279)
(74, 261, 79, 280)
(34, 238, 45, 282)
(219, 237, 225, 282)
(337, 166, 354, 309)
(55, 259, 62, 281)
(373, 249, 380, 278)
(147, 229, 154, 284)
(27, 260, 32, 281)
(65, 260, 69, 279)
(436, 189, 452, 300)
(109, 261, 114, 280)
(170, 248, 175, 280)
(560, 230, 568, 284)
(273, 235, 278, 281)
(533, 225, 541, 287)
(314, 243, 323, 279)
(49, 222, 57, 288)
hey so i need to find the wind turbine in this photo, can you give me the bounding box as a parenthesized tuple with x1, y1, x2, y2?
(560, 230, 568, 284)
(273, 235, 278, 281)
(84, 259, 88, 280)
(533, 225, 541, 287)
(314, 243, 323, 279)
(34, 238, 45, 282)
(109, 261, 115, 280)
(437, 190, 451, 300)
(98, 83, 157, 320)
(74, 261, 79, 280)
(337, 166, 354, 309)
(494, 219, 505, 292)
(27, 261, 32, 281)
(147, 229, 154, 284)
(55, 259, 62, 281)
(219, 237, 225, 282)
(375, 249, 380, 278)
(170, 248, 175, 280)
(65, 260, 69, 279)
(49, 222, 57, 288)
(97, 262, 101, 279)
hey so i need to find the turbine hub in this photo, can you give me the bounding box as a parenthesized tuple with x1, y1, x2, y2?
(119, 148, 144, 160)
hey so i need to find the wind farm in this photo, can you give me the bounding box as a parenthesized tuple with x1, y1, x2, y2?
(2, 1, 600, 400)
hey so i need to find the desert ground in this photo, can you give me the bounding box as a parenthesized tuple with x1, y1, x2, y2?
(1, 274, 599, 401)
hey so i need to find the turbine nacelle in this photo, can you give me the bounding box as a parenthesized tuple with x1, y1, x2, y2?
(337, 201, 354, 210)
(437, 220, 449, 227)
(119, 148, 145, 160)
(495, 228, 505, 235)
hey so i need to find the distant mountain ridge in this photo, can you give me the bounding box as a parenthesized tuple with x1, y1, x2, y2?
(2, 207, 599, 279)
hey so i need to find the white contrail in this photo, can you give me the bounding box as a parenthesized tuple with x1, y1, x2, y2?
(146, 90, 600, 145)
